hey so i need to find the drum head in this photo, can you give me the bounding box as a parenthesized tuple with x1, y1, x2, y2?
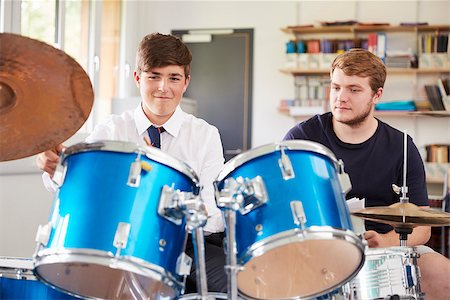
(237, 236, 363, 299)
(35, 261, 177, 299)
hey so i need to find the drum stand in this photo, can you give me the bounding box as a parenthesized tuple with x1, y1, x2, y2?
(159, 187, 210, 299)
(185, 203, 209, 299)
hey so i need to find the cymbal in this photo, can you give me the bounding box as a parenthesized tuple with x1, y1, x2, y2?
(0, 33, 93, 162)
(352, 202, 450, 227)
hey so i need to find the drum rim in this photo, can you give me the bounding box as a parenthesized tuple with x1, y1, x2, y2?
(237, 227, 366, 299)
(61, 140, 200, 185)
(0, 256, 36, 280)
(215, 140, 340, 183)
(34, 248, 183, 299)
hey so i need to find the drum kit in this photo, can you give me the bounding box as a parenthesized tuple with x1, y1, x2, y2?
(1, 33, 450, 300)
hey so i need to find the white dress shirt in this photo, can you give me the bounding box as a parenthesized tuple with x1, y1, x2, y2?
(44, 105, 225, 233)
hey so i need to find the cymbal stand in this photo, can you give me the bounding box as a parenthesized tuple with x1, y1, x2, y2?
(395, 226, 413, 247)
(393, 130, 411, 247)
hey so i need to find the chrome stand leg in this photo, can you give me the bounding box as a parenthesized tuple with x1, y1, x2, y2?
(192, 226, 209, 300)
(224, 210, 239, 300)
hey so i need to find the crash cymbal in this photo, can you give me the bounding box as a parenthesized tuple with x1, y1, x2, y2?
(0, 33, 93, 162)
(352, 202, 450, 227)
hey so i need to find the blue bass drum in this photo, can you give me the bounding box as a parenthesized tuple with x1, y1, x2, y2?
(215, 140, 365, 299)
(0, 257, 78, 299)
(34, 141, 200, 300)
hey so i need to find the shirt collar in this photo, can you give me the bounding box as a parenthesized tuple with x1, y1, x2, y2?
(134, 104, 186, 138)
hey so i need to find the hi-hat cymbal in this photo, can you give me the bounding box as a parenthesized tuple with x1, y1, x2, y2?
(0, 33, 93, 162)
(352, 202, 450, 227)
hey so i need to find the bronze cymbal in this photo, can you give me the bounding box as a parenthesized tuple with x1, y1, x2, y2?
(352, 202, 450, 227)
(0, 33, 93, 162)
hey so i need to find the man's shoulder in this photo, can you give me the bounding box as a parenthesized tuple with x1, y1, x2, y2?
(182, 112, 219, 133)
(285, 113, 330, 140)
(102, 109, 134, 125)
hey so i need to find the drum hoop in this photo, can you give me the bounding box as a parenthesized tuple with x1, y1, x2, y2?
(0, 256, 36, 280)
(215, 140, 340, 182)
(62, 140, 200, 185)
(34, 248, 184, 293)
(240, 227, 365, 265)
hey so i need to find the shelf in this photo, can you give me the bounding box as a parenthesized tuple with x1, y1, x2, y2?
(280, 67, 450, 76)
(278, 106, 450, 118)
(282, 24, 450, 35)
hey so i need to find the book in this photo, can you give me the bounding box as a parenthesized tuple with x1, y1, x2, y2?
(424, 85, 446, 111)
(437, 78, 450, 111)
(376, 32, 387, 62)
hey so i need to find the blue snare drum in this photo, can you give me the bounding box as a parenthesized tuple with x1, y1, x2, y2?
(34, 141, 200, 299)
(215, 140, 365, 300)
(0, 257, 78, 299)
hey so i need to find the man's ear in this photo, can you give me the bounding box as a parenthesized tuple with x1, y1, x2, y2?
(373, 87, 383, 104)
(134, 71, 140, 87)
(182, 75, 191, 93)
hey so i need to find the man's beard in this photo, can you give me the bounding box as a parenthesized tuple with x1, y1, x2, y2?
(339, 103, 373, 127)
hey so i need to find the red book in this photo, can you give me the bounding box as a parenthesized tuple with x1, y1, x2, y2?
(306, 39, 321, 53)
(367, 33, 377, 53)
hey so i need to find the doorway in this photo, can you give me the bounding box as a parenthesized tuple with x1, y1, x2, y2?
(172, 28, 253, 162)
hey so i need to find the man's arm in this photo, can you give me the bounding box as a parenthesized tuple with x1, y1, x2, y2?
(364, 224, 431, 248)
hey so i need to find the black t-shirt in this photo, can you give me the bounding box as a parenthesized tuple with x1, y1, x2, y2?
(283, 112, 428, 233)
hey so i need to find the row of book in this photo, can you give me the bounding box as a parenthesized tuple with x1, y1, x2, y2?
(419, 32, 449, 54)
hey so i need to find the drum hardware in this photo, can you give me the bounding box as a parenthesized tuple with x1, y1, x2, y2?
(278, 145, 295, 180)
(158, 179, 211, 299)
(158, 184, 205, 226)
(337, 159, 352, 194)
(128, 152, 144, 187)
(215, 176, 268, 215)
(0, 33, 93, 162)
(291, 200, 307, 229)
(113, 222, 131, 257)
(35, 222, 52, 247)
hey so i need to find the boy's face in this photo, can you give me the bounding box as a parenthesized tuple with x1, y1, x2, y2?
(134, 65, 190, 125)
(329, 67, 382, 126)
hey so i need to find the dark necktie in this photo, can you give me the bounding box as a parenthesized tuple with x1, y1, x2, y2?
(147, 125, 165, 148)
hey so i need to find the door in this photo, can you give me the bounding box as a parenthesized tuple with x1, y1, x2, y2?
(172, 29, 253, 161)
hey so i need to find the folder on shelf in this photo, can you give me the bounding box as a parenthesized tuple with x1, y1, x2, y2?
(375, 100, 416, 111)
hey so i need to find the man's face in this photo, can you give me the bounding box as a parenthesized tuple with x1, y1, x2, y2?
(134, 65, 190, 124)
(329, 68, 381, 126)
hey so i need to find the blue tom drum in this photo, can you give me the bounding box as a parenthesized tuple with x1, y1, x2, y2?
(34, 141, 200, 299)
(215, 140, 366, 299)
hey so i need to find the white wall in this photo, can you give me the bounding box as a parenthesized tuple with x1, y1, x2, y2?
(1, 0, 449, 257)
(120, 0, 450, 148)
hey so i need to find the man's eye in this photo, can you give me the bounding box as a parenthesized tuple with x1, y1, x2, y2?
(332, 86, 340, 91)
(351, 89, 360, 93)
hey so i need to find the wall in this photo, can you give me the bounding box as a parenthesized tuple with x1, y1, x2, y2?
(1, 0, 449, 257)
(120, 0, 450, 148)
